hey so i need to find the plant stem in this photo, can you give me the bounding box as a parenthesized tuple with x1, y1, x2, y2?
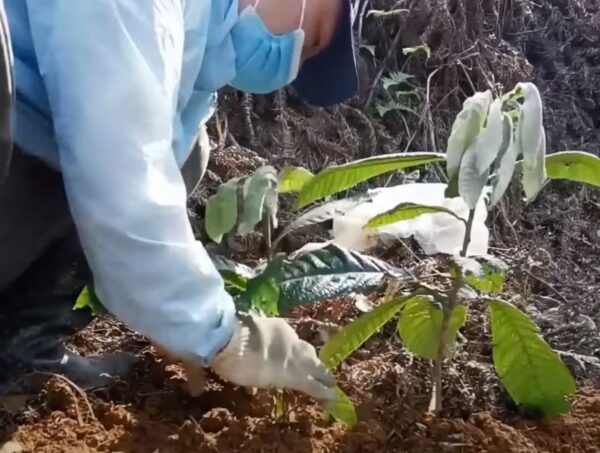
(274, 391, 292, 423)
(428, 308, 448, 413)
(263, 212, 272, 259)
(429, 206, 474, 412)
(428, 346, 444, 413)
(428, 276, 461, 414)
(460, 209, 476, 257)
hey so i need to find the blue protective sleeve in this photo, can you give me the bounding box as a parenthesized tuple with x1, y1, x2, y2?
(24, 0, 236, 365)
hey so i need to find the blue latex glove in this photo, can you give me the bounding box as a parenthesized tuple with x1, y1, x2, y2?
(8, 0, 236, 366)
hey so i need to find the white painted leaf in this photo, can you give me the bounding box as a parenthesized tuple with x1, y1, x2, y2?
(238, 166, 278, 235)
(475, 99, 505, 175)
(495, 113, 514, 164)
(518, 83, 543, 167)
(489, 114, 518, 207)
(402, 44, 431, 59)
(522, 129, 547, 202)
(446, 90, 492, 180)
(205, 178, 241, 243)
(459, 146, 489, 209)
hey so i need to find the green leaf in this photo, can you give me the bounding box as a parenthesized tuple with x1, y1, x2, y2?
(211, 255, 254, 294)
(451, 256, 507, 293)
(73, 286, 106, 316)
(323, 387, 357, 427)
(205, 178, 241, 243)
(397, 297, 467, 360)
(364, 202, 465, 229)
(271, 195, 371, 250)
(278, 166, 314, 193)
(489, 299, 576, 417)
(374, 100, 419, 118)
(381, 71, 412, 91)
(236, 256, 285, 316)
(501, 83, 525, 106)
(446, 90, 492, 180)
(402, 44, 431, 59)
(319, 294, 415, 369)
(544, 151, 600, 187)
(222, 273, 248, 293)
(278, 243, 413, 314)
(238, 166, 278, 235)
(294, 152, 447, 209)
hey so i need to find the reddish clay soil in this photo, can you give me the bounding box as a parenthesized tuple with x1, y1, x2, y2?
(1, 301, 599, 453)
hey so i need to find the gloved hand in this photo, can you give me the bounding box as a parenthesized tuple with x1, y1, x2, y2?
(211, 314, 337, 402)
(154, 314, 337, 402)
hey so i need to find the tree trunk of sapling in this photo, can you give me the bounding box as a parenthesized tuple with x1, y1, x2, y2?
(263, 212, 272, 259)
(460, 209, 476, 257)
(429, 207, 475, 412)
(428, 300, 451, 414)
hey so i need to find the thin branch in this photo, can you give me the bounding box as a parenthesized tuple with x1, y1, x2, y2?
(365, 18, 405, 107)
(521, 267, 570, 306)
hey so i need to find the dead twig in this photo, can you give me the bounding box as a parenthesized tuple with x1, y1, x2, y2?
(49, 374, 98, 427)
(365, 18, 406, 107)
(521, 268, 570, 306)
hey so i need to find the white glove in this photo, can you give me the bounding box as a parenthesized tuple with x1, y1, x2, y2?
(211, 314, 337, 402)
(153, 314, 336, 402)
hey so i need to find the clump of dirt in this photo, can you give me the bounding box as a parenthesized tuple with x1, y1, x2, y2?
(403, 391, 600, 453)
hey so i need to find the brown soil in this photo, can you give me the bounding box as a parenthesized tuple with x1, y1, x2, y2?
(1, 312, 600, 453)
(3, 264, 600, 453)
(2, 0, 600, 451)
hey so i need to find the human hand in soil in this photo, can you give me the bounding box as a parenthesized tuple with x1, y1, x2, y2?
(210, 314, 337, 402)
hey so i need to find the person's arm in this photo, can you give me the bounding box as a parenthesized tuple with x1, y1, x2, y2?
(25, 0, 336, 402)
(26, 0, 235, 364)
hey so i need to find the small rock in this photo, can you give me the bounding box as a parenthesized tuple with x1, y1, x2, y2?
(353, 293, 374, 313)
(0, 441, 24, 453)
